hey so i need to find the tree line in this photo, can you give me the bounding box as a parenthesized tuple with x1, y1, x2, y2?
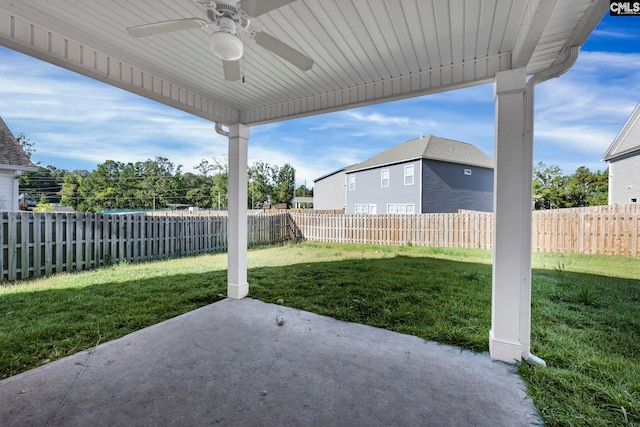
(533, 162, 608, 209)
(20, 155, 304, 213)
(17, 134, 606, 213)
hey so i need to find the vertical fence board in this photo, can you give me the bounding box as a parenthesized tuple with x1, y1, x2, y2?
(7, 213, 17, 281)
(32, 214, 42, 278)
(0, 214, 4, 280)
(20, 213, 30, 279)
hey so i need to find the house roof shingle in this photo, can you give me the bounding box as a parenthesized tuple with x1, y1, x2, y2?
(0, 116, 38, 171)
(602, 102, 640, 162)
(346, 135, 493, 173)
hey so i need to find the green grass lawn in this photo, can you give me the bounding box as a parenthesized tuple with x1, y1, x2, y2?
(1, 242, 638, 426)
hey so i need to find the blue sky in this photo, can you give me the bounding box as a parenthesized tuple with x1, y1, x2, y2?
(0, 14, 639, 187)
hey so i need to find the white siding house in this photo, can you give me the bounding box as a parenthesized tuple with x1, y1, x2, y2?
(0, 116, 38, 211)
(602, 102, 640, 205)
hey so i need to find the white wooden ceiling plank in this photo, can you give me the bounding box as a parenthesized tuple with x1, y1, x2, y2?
(432, 0, 452, 66)
(371, 1, 408, 76)
(463, 0, 482, 62)
(349, 0, 396, 79)
(501, 0, 532, 63)
(487, 0, 514, 56)
(449, 0, 466, 65)
(474, 0, 498, 58)
(384, 0, 421, 74)
(402, 1, 431, 71)
(274, 1, 360, 89)
(416, 1, 440, 70)
(331, 0, 382, 83)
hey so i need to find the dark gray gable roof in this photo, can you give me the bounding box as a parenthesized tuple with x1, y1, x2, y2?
(602, 102, 640, 162)
(314, 165, 353, 183)
(0, 116, 37, 170)
(346, 135, 493, 173)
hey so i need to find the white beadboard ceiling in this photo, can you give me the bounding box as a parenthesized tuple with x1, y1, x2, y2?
(0, 0, 607, 126)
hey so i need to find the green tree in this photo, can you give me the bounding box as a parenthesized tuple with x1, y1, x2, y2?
(16, 133, 35, 159)
(183, 173, 213, 208)
(271, 163, 295, 205)
(249, 161, 273, 208)
(33, 194, 54, 213)
(295, 184, 313, 197)
(19, 165, 66, 206)
(533, 162, 567, 210)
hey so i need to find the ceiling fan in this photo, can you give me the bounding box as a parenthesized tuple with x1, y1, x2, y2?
(126, 0, 314, 81)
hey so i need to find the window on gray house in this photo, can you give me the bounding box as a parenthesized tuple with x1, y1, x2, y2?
(381, 169, 389, 187)
(348, 175, 355, 191)
(404, 165, 414, 185)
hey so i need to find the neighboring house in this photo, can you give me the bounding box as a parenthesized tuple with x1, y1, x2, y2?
(0, 116, 38, 211)
(315, 135, 494, 214)
(602, 102, 640, 205)
(313, 166, 350, 211)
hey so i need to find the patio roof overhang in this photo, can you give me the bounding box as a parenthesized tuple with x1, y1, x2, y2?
(0, 0, 605, 126)
(0, 0, 608, 365)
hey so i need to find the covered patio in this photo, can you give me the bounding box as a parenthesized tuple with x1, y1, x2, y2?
(0, 298, 540, 426)
(0, 0, 607, 415)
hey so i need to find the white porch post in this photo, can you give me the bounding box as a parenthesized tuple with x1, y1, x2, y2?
(490, 68, 533, 363)
(227, 123, 249, 299)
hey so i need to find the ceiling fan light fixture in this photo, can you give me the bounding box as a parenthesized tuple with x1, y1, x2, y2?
(210, 16, 243, 61)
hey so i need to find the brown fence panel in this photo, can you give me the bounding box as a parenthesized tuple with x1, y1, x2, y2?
(290, 209, 639, 256)
(0, 212, 293, 282)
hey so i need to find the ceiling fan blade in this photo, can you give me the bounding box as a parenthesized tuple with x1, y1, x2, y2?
(223, 60, 241, 81)
(241, 0, 297, 17)
(127, 18, 207, 37)
(254, 31, 313, 71)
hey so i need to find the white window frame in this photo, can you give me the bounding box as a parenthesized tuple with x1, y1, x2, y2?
(355, 204, 371, 214)
(348, 175, 355, 191)
(387, 204, 396, 214)
(464, 168, 472, 176)
(381, 169, 389, 187)
(405, 204, 415, 215)
(369, 204, 377, 215)
(397, 204, 405, 214)
(404, 165, 414, 185)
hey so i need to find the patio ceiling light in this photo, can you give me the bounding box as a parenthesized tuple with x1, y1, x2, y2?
(209, 17, 243, 61)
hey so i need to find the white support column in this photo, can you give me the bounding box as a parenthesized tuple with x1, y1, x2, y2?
(227, 123, 249, 299)
(490, 68, 533, 363)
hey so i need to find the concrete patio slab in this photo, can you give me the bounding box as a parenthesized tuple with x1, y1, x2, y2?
(0, 298, 542, 426)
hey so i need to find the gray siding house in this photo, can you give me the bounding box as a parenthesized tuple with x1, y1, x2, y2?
(0, 116, 37, 211)
(602, 102, 640, 205)
(315, 135, 494, 215)
(313, 166, 349, 210)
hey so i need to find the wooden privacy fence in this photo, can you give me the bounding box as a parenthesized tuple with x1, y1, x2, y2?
(290, 211, 494, 249)
(290, 210, 640, 257)
(0, 212, 293, 282)
(531, 211, 640, 256)
(2, 207, 638, 282)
